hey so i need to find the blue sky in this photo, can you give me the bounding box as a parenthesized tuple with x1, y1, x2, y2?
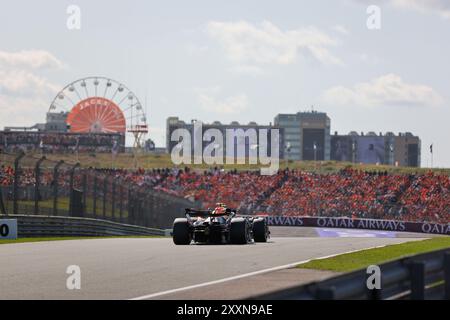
(0, 0, 449, 167)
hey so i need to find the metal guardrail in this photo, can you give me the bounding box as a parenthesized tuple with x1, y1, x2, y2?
(250, 248, 450, 300)
(3, 215, 166, 237)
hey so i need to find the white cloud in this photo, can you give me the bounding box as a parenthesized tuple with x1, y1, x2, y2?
(186, 44, 209, 55)
(0, 50, 63, 130)
(0, 70, 60, 130)
(206, 20, 342, 67)
(0, 50, 64, 70)
(195, 87, 249, 114)
(355, 0, 450, 19)
(392, 0, 450, 19)
(0, 92, 50, 130)
(332, 25, 350, 35)
(229, 65, 265, 76)
(0, 70, 59, 97)
(321, 74, 444, 107)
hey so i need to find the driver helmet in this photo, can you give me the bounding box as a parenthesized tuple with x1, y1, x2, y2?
(213, 203, 227, 214)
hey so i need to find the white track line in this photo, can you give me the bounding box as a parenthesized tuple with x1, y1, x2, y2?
(129, 245, 387, 300)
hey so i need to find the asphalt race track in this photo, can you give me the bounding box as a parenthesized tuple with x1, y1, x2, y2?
(0, 228, 429, 300)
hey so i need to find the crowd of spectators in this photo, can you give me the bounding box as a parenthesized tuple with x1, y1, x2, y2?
(0, 165, 70, 188)
(0, 164, 448, 224)
(261, 169, 449, 224)
(73, 167, 450, 223)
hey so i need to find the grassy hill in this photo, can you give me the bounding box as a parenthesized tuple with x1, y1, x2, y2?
(3, 151, 449, 175)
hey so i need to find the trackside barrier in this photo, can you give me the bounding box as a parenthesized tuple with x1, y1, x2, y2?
(250, 248, 450, 300)
(265, 216, 450, 236)
(3, 215, 165, 237)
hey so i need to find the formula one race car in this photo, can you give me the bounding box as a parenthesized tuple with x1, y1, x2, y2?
(172, 203, 270, 245)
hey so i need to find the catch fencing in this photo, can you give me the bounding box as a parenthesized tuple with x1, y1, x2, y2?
(0, 152, 196, 229)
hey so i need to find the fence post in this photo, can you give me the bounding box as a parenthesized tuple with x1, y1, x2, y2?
(93, 174, 97, 217)
(52, 160, 64, 216)
(409, 261, 425, 300)
(0, 184, 6, 215)
(138, 191, 144, 226)
(34, 156, 46, 215)
(144, 192, 150, 227)
(119, 184, 124, 223)
(128, 186, 133, 225)
(111, 178, 116, 220)
(103, 177, 107, 219)
(13, 151, 25, 215)
(69, 163, 80, 216)
(82, 172, 87, 215)
(444, 252, 450, 300)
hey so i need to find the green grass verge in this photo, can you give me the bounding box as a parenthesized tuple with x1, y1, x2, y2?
(297, 237, 450, 272)
(5, 197, 129, 219)
(0, 235, 165, 245)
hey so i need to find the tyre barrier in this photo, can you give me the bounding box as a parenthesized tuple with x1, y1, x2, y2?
(250, 248, 450, 300)
(1, 215, 165, 237)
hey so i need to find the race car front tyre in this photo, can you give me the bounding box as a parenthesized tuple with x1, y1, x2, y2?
(253, 218, 268, 242)
(173, 218, 191, 245)
(230, 218, 249, 244)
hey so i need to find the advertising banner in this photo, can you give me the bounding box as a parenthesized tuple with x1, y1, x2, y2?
(0, 219, 18, 240)
(265, 216, 450, 235)
(356, 136, 385, 164)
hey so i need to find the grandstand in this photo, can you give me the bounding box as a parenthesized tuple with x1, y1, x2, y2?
(1, 153, 448, 225)
(0, 131, 125, 154)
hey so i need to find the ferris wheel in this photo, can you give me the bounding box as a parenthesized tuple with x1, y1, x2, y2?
(49, 77, 148, 144)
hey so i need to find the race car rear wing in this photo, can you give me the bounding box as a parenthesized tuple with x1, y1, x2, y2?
(185, 208, 237, 217)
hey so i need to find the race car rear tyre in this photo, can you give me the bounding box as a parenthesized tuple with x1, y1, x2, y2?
(173, 218, 191, 245)
(253, 218, 268, 242)
(230, 218, 249, 244)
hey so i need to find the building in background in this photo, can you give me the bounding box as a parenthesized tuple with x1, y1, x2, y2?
(166, 113, 421, 167)
(330, 131, 421, 167)
(392, 132, 421, 167)
(274, 111, 331, 161)
(166, 117, 284, 161)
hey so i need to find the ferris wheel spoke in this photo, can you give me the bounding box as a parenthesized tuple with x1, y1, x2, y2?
(53, 100, 70, 112)
(83, 84, 89, 99)
(110, 87, 120, 101)
(83, 104, 94, 125)
(94, 80, 98, 97)
(94, 104, 105, 122)
(125, 114, 143, 121)
(73, 121, 91, 132)
(98, 104, 114, 123)
(117, 92, 131, 107)
(69, 116, 91, 131)
(61, 93, 76, 108)
(103, 108, 121, 124)
(98, 105, 108, 123)
(94, 104, 101, 123)
(73, 87, 83, 102)
(122, 102, 140, 113)
(98, 109, 111, 125)
(103, 83, 109, 98)
(76, 108, 94, 124)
